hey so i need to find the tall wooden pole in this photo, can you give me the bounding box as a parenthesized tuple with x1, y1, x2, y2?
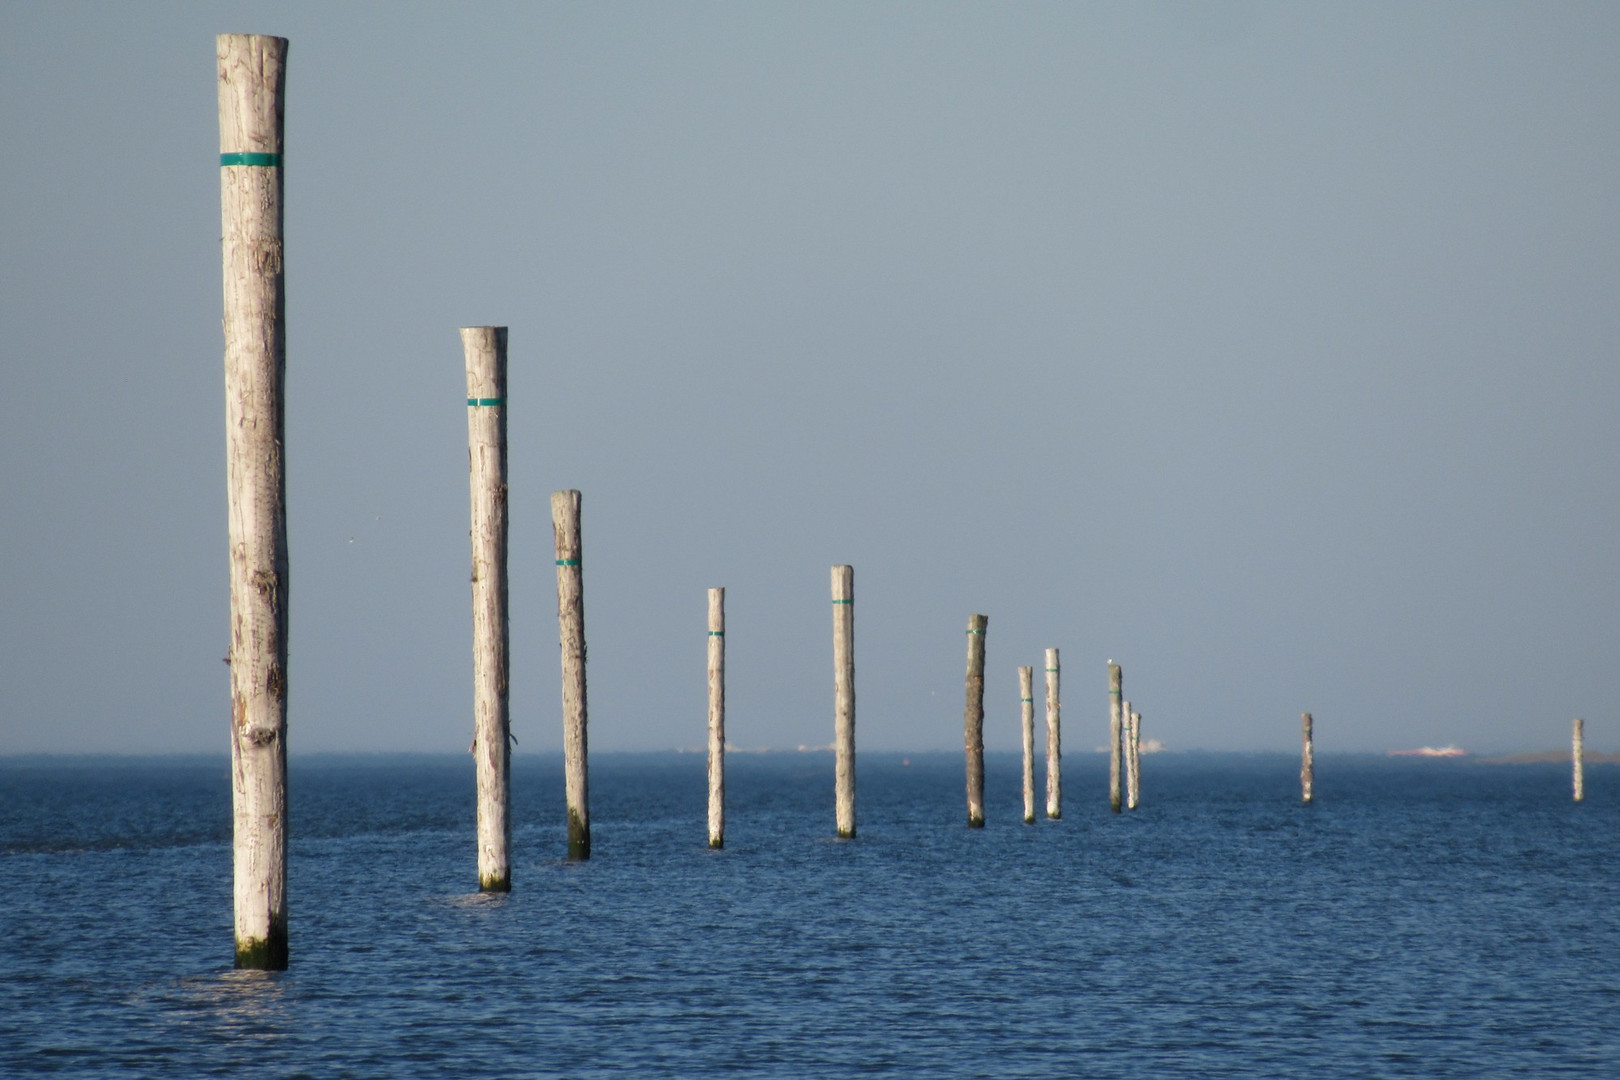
(1045, 648, 1061, 820)
(464, 327, 509, 891)
(1019, 666, 1036, 824)
(1108, 663, 1123, 813)
(964, 615, 988, 828)
(1301, 712, 1315, 805)
(1573, 717, 1585, 803)
(1127, 708, 1142, 810)
(220, 33, 289, 971)
(707, 588, 725, 848)
(831, 565, 856, 838)
(553, 490, 589, 859)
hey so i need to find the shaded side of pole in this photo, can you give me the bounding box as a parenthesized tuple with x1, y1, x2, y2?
(219, 32, 290, 971)
(708, 587, 725, 848)
(1045, 648, 1061, 820)
(1019, 666, 1036, 825)
(1108, 663, 1123, 813)
(553, 490, 590, 859)
(964, 614, 988, 828)
(832, 566, 856, 838)
(1301, 712, 1315, 805)
(464, 327, 509, 890)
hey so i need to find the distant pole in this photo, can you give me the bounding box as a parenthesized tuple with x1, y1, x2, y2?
(1108, 663, 1123, 813)
(1573, 717, 1585, 804)
(832, 565, 856, 838)
(1019, 666, 1036, 824)
(964, 615, 988, 828)
(1127, 708, 1142, 810)
(219, 32, 290, 971)
(1045, 648, 1061, 820)
(1301, 712, 1315, 805)
(552, 490, 590, 859)
(707, 588, 725, 848)
(464, 327, 509, 890)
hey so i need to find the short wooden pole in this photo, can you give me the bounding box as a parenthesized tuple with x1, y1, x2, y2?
(707, 588, 725, 848)
(1108, 663, 1123, 813)
(831, 566, 856, 838)
(464, 327, 510, 890)
(1127, 708, 1141, 810)
(1573, 717, 1585, 803)
(1045, 648, 1061, 820)
(220, 32, 290, 971)
(964, 615, 988, 828)
(1301, 712, 1314, 805)
(552, 490, 590, 859)
(1019, 666, 1036, 824)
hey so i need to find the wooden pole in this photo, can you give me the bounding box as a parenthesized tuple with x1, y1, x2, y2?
(1108, 663, 1123, 813)
(1127, 708, 1141, 810)
(964, 615, 988, 828)
(552, 490, 590, 859)
(1301, 712, 1314, 805)
(464, 327, 509, 890)
(220, 33, 289, 971)
(831, 565, 856, 838)
(1573, 717, 1585, 803)
(707, 588, 725, 848)
(1045, 648, 1061, 820)
(1019, 666, 1036, 824)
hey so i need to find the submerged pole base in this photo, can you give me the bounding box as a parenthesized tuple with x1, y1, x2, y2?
(968, 815, 985, 829)
(479, 872, 511, 893)
(234, 924, 288, 971)
(567, 810, 591, 861)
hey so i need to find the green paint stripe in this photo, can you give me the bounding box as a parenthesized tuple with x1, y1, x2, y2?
(1045, 668, 1059, 672)
(966, 629, 985, 634)
(1021, 698, 1034, 703)
(708, 631, 724, 636)
(1109, 689, 1122, 696)
(467, 397, 504, 407)
(556, 558, 580, 566)
(832, 598, 852, 604)
(220, 152, 281, 167)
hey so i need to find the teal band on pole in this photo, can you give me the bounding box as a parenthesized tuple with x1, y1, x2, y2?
(467, 397, 504, 407)
(1109, 688, 1122, 696)
(832, 599, 852, 604)
(1021, 698, 1034, 703)
(708, 631, 724, 637)
(556, 558, 580, 566)
(966, 628, 985, 634)
(221, 152, 281, 167)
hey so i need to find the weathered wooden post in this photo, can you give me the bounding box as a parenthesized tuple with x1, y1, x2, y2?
(464, 327, 509, 890)
(1127, 708, 1142, 810)
(552, 490, 590, 859)
(831, 565, 856, 838)
(964, 615, 988, 828)
(1108, 663, 1123, 813)
(1045, 648, 1061, 820)
(1019, 666, 1036, 824)
(220, 33, 289, 970)
(707, 587, 725, 848)
(1573, 717, 1585, 803)
(1301, 712, 1314, 805)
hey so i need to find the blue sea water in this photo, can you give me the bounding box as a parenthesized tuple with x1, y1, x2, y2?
(1, 751, 1616, 1077)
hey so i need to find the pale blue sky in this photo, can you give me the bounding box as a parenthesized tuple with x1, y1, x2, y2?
(2, 2, 1616, 755)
